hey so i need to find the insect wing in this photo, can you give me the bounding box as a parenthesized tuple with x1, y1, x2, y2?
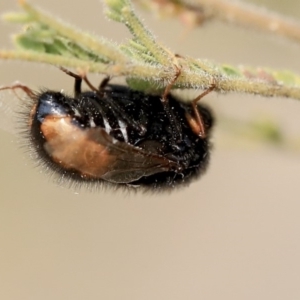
(89, 128, 177, 183)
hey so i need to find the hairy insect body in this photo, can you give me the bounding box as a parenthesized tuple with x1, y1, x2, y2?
(30, 84, 213, 189)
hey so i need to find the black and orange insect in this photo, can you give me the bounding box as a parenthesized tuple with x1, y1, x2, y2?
(0, 68, 214, 190)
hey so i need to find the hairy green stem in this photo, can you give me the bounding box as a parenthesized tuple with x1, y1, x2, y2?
(1, 0, 300, 102)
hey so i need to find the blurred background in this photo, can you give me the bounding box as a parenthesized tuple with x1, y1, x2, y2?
(1, 0, 300, 299)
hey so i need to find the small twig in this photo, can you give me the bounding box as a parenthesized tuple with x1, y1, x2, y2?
(105, 0, 174, 65)
(136, 0, 300, 44)
(0, 50, 161, 77)
(196, 0, 300, 43)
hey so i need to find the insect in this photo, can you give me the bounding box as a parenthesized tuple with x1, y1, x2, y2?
(0, 68, 214, 190)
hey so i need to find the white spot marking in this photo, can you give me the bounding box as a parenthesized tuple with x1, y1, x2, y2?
(90, 118, 96, 128)
(118, 119, 128, 142)
(103, 117, 112, 134)
(74, 109, 81, 117)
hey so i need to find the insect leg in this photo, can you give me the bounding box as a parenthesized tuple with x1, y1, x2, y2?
(160, 66, 183, 141)
(59, 67, 83, 97)
(0, 83, 35, 101)
(60, 67, 109, 95)
(189, 80, 216, 138)
(98, 76, 110, 92)
(162, 66, 181, 103)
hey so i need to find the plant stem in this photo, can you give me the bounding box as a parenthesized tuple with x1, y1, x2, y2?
(196, 0, 300, 43)
(0, 50, 161, 77)
(2, 1, 300, 102)
(2, 49, 300, 100)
